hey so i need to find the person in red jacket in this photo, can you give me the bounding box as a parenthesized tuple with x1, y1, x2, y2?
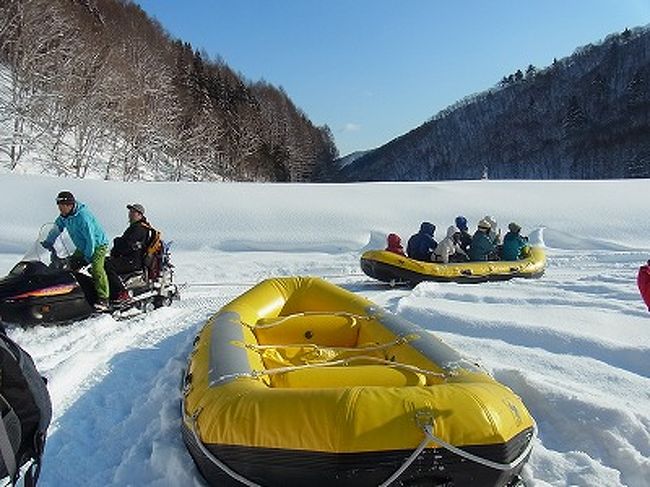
(385, 233, 406, 256)
(638, 260, 650, 311)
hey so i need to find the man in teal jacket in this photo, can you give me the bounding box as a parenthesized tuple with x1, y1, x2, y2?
(469, 219, 498, 261)
(42, 191, 110, 311)
(501, 222, 529, 261)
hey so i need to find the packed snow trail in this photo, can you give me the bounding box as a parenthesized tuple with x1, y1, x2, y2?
(0, 176, 649, 486)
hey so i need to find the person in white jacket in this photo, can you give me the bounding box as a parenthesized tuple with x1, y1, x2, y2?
(432, 226, 468, 263)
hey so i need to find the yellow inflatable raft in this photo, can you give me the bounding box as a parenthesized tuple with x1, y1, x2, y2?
(361, 246, 546, 284)
(182, 277, 536, 486)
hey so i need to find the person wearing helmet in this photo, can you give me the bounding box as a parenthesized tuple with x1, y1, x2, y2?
(41, 191, 110, 311)
(501, 222, 529, 261)
(454, 216, 472, 253)
(385, 233, 406, 256)
(433, 226, 469, 264)
(406, 222, 437, 262)
(469, 218, 498, 261)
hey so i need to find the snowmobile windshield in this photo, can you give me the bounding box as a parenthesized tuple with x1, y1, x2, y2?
(17, 223, 76, 270)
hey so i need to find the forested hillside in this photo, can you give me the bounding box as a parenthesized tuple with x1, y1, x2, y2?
(335, 26, 650, 181)
(0, 0, 337, 181)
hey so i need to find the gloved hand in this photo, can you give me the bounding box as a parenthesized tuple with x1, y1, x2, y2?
(40, 240, 54, 251)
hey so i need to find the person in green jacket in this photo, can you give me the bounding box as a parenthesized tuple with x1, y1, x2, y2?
(469, 219, 498, 261)
(501, 222, 529, 261)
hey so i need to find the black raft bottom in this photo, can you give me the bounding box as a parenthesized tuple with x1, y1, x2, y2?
(182, 424, 533, 487)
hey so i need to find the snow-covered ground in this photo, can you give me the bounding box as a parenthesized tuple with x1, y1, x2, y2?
(0, 174, 648, 487)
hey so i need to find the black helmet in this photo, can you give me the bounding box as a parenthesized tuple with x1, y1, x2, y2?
(56, 191, 75, 205)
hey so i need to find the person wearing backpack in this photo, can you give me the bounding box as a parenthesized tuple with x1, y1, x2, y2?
(104, 203, 152, 304)
(0, 330, 52, 486)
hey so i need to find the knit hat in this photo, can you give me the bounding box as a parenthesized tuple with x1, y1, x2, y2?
(508, 222, 521, 233)
(127, 203, 145, 215)
(56, 191, 75, 205)
(454, 216, 468, 231)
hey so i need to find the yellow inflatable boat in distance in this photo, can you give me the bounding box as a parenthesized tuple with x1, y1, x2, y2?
(182, 277, 536, 487)
(361, 246, 546, 285)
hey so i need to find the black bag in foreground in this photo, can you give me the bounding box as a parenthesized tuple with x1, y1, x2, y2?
(0, 331, 51, 486)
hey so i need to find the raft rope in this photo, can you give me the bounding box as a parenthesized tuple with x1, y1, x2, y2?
(187, 410, 262, 487)
(240, 333, 419, 353)
(210, 355, 447, 385)
(183, 272, 367, 289)
(379, 420, 538, 487)
(247, 355, 446, 380)
(242, 311, 372, 330)
(186, 401, 536, 487)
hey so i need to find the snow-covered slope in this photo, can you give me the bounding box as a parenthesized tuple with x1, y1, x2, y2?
(0, 174, 648, 486)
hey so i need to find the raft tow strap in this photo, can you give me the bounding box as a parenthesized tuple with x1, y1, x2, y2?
(379, 420, 537, 487)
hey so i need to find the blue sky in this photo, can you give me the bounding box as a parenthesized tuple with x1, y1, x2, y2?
(135, 0, 650, 157)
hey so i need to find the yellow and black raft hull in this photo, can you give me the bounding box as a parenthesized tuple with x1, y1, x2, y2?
(182, 277, 536, 486)
(361, 246, 546, 285)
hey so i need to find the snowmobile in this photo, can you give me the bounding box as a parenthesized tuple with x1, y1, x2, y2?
(0, 224, 179, 327)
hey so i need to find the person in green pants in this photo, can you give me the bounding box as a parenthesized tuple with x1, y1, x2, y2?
(41, 191, 110, 311)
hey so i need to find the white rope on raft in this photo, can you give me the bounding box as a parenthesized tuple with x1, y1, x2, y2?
(379, 421, 538, 486)
(186, 402, 536, 487)
(211, 355, 447, 384)
(187, 411, 262, 487)
(241, 333, 419, 353)
(242, 310, 372, 330)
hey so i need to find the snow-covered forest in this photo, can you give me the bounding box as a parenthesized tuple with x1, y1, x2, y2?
(0, 0, 337, 182)
(339, 26, 650, 182)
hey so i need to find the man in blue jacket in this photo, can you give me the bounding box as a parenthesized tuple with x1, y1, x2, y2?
(42, 191, 110, 311)
(406, 222, 437, 261)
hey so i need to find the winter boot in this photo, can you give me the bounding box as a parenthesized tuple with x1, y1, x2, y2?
(112, 290, 131, 304)
(94, 298, 109, 312)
